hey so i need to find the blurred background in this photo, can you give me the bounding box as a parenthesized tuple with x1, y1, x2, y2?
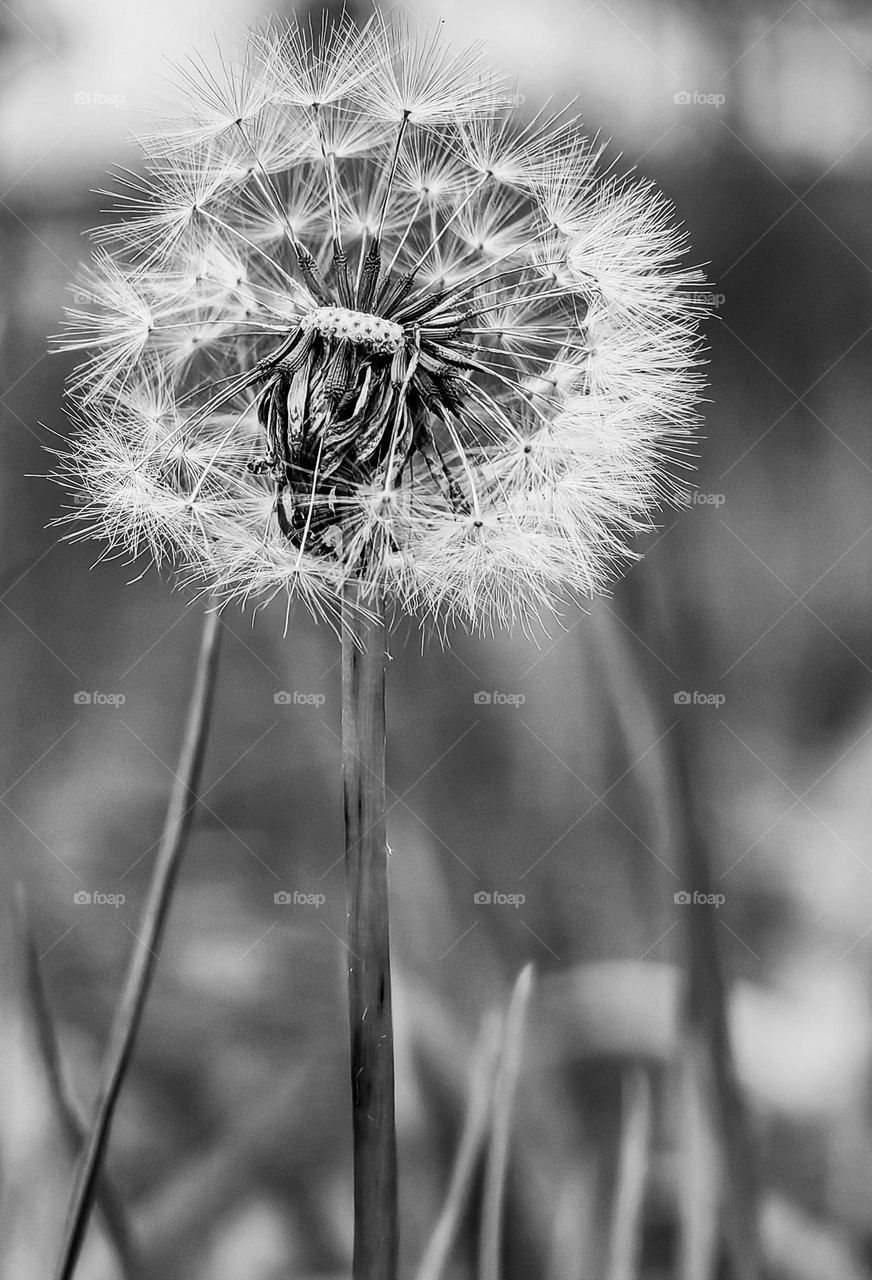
(2, 0, 872, 1277)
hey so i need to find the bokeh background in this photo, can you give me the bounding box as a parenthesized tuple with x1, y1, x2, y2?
(2, 1, 872, 1277)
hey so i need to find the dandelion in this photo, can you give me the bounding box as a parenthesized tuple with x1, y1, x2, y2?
(53, 14, 707, 1280)
(57, 11, 704, 632)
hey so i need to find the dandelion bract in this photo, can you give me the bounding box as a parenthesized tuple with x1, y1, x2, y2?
(58, 11, 705, 630)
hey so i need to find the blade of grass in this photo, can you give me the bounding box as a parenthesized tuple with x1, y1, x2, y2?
(669, 722, 761, 1280)
(415, 1010, 504, 1280)
(17, 887, 141, 1278)
(479, 963, 535, 1280)
(341, 581, 398, 1280)
(54, 607, 223, 1280)
(590, 596, 762, 1280)
(606, 1064, 653, 1280)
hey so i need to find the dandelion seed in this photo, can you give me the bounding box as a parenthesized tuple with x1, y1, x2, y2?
(57, 11, 706, 631)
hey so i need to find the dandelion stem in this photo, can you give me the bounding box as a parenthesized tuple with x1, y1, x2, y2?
(53, 608, 223, 1280)
(341, 581, 398, 1280)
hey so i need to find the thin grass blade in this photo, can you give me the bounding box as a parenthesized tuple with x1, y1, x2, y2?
(478, 963, 535, 1280)
(415, 1009, 504, 1280)
(591, 597, 763, 1280)
(18, 888, 141, 1277)
(606, 1063, 653, 1280)
(54, 608, 223, 1280)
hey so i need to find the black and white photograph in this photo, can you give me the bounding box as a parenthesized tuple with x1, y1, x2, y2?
(1, 2, 870, 1278)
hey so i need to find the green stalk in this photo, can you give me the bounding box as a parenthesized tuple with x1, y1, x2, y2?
(54, 608, 223, 1280)
(341, 580, 398, 1280)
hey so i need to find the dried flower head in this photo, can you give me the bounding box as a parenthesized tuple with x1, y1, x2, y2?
(57, 11, 706, 631)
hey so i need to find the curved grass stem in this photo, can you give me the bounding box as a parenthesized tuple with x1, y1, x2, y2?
(341, 581, 398, 1280)
(54, 607, 223, 1280)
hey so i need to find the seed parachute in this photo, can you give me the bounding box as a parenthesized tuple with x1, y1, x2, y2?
(57, 11, 706, 630)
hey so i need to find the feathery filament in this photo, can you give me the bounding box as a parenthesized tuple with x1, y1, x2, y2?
(56, 11, 706, 631)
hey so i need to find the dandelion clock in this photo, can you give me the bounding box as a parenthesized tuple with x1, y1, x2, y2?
(59, 13, 704, 630)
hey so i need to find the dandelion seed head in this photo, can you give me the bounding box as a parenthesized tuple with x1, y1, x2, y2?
(57, 10, 707, 632)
